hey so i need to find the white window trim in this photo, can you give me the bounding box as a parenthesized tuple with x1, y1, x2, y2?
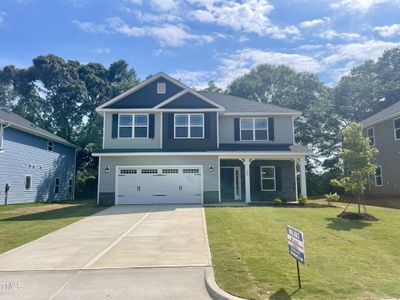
(260, 166, 276, 191)
(68, 177, 73, 193)
(174, 113, 205, 139)
(240, 117, 269, 141)
(54, 177, 60, 194)
(157, 82, 166, 94)
(367, 127, 375, 146)
(24, 175, 32, 192)
(375, 166, 383, 187)
(394, 117, 400, 141)
(47, 141, 54, 151)
(117, 114, 149, 139)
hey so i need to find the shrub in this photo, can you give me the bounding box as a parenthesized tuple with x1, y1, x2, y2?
(298, 195, 307, 206)
(324, 193, 340, 206)
(273, 198, 283, 207)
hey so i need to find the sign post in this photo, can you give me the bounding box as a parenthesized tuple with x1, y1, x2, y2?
(287, 225, 305, 289)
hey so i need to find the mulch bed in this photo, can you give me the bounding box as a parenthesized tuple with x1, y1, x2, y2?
(337, 211, 379, 221)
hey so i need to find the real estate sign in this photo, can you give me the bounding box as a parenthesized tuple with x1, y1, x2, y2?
(287, 226, 305, 265)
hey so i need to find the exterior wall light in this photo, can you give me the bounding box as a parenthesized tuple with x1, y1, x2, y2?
(209, 164, 214, 172)
(105, 166, 110, 173)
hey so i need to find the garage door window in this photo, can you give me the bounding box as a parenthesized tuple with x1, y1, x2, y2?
(183, 168, 200, 174)
(118, 114, 148, 138)
(141, 169, 158, 174)
(162, 169, 179, 174)
(121, 169, 137, 174)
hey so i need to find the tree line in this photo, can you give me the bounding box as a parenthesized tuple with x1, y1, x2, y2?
(1, 48, 399, 197)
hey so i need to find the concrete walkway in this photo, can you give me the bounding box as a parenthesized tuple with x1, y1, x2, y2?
(0, 205, 213, 299)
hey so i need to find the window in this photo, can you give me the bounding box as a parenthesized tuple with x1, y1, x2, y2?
(47, 141, 53, 151)
(68, 178, 73, 193)
(174, 114, 204, 139)
(367, 127, 375, 146)
(141, 169, 158, 174)
(183, 168, 200, 174)
(260, 166, 276, 191)
(120, 169, 137, 174)
(394, 118, 400, 141)
(25, 175, 32, 191)
(162, 168, 179, 174)
(118, 114, 148, 138)
(240, 118, 268, 141)
(54, 177, 60, 194)
(375, 166, 383, 186)
(157, 82, 166, 94)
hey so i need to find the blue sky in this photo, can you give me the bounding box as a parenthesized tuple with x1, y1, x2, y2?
(1, 0, 400, 88)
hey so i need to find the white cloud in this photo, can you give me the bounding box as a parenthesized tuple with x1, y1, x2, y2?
(300, 18, 329, 28)
(374, 24, 400, 37)
(92, 48, 111, 54)
(0, 11, 6, 25)
(187, 0, 299, 39)
(316, 29, 365, 41)
(170, 70, 213, 88)
(148, 0, 180, 12)
(72, 20, 109, 33)
(106, 17, 213, 47)
(330, 0, 398, 12)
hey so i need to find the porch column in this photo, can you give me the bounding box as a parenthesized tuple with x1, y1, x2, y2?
(299, 157, 307, 197)
(243, 158, 252, 203)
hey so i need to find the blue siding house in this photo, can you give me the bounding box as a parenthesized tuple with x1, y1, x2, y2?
(93, 72, 311, 206)
(0, 109, 78, 204)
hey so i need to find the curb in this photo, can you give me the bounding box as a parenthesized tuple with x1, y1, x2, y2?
(204, 267, 247, 300)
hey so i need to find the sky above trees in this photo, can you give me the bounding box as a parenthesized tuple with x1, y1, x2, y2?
(0, 0, 400, 88)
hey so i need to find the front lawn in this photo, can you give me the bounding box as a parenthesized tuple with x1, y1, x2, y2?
(0, 200, 104, 254)
(205, 202, 400, 300)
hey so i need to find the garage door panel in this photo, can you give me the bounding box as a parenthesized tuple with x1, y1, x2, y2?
(116, 166, 203, 205)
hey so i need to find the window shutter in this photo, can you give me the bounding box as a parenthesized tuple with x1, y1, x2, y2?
(168, 113, 174, 139)
(268, 118, 275, 141)
(112, 114, 118, 139)
(149, 114, 155, 138)
(275, 166, 282, 191)
(234, 118, 240, 141)
(205, 113, 211, 139)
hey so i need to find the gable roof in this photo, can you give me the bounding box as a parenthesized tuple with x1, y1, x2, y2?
(0, 109, 78, 148)
(199, 92, 301, 115)
(155, 90, 223, 109)
(362, 101, 400, 127)
(96, 72, 223, 111)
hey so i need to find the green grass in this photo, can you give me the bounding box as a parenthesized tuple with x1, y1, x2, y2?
(205, 201, 400, 300)
(0, 200, 104, 254)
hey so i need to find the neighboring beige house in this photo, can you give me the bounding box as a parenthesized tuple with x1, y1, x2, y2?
(362, 102, 400, 196)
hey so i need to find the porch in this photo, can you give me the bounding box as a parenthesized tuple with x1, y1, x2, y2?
(218, 157, 307, 203)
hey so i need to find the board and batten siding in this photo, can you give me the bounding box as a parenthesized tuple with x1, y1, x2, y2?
(103, 112, 161, 149)
(99, 155, 219, 194)
(219, 115, 294, 144)
(367, 118, 400, 195)
(0, 128, 76, 204)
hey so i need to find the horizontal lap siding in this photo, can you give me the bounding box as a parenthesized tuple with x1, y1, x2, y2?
(0, 128, 76, 204)
(99, 156, 219, 193)
(103, 112, 161, 149)
(219, 115, 294, 144)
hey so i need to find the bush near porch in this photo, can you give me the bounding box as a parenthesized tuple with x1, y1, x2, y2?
(205, 200, 400, 300)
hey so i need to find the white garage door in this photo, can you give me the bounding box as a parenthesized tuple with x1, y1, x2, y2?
(116, 166, 203, 204)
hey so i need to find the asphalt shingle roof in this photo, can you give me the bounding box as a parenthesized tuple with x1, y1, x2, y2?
(199, 91, 301, 114)
(362, 101, 400, 126)
(0, 109, 77, 148)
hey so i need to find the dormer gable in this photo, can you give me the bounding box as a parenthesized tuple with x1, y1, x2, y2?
(156, 90, 222, 109)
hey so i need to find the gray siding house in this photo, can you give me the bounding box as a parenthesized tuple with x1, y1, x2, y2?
(363, 102, 400, 196)
(93, 72, 311, 206)
(0, 110, 78, 204)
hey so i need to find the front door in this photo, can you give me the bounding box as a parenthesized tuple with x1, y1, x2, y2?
(220, 167, 241, 201)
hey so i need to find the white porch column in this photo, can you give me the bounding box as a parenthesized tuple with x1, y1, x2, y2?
(243, 158, 251, 203)
(299, 157, 307, 197)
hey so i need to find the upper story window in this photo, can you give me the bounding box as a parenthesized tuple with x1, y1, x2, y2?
(394, 118, 400, 141)
(47, 141, 53, 151)
(240, 118, 268, 141)
(174, 113, 204, 139)
(118, 114, 148, 138)
(367, 127, 375, 146)
(261, 166, 276, 191)
(375, 166, 383, 186)
(157, 82, 166, 94)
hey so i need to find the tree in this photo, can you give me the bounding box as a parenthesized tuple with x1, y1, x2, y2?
(199, 80, 223, 93)
(333, 47, 400, 122)
(331, 122, 378, 214)
(227, 64, 341, 167)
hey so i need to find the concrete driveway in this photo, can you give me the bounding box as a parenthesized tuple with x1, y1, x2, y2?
(0, 205, 213, 299)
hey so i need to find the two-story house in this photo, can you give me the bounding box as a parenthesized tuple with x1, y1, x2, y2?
(0, 109, 78, 204)
(93, 72, 311, 205)
(363, 101, 400, 196)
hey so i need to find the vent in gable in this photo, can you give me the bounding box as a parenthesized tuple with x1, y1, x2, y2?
(157, 82, 166, 94)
